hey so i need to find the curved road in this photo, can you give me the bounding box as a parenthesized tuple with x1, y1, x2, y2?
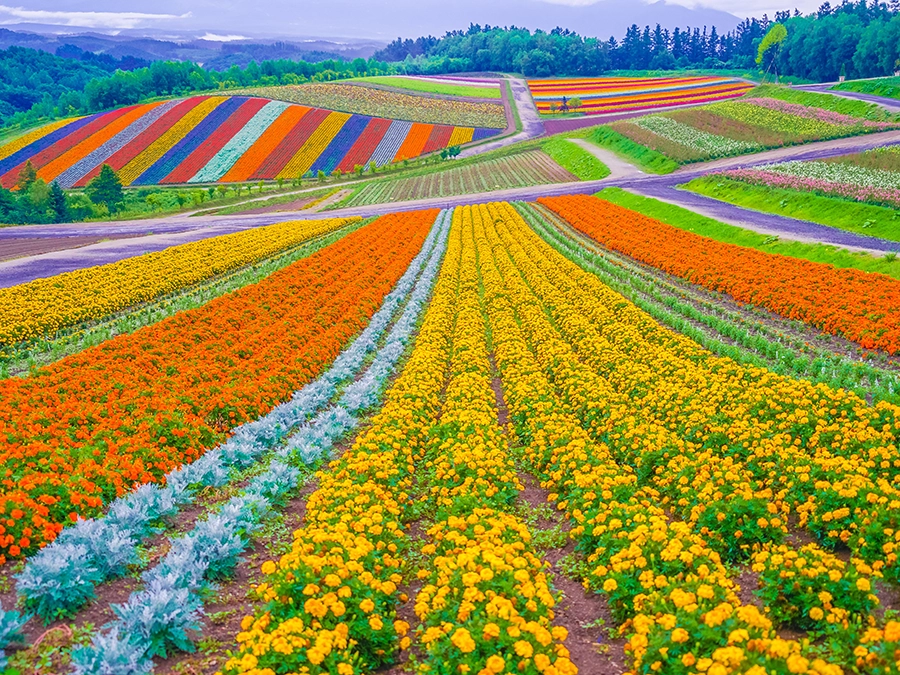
(795, 83, 900, 114)
(2, 129, 900, 287)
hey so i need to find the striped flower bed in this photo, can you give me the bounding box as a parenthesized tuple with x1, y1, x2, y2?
(0, 95, 501, 187)
(528, 76, 754, 116)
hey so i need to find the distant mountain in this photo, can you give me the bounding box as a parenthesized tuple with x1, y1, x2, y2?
(0, 0, 744, 43)
(0, 25, 385, 69)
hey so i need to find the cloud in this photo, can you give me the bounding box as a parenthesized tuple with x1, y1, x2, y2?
(200, 32, 249, 42)
(0, 5, 191, 29)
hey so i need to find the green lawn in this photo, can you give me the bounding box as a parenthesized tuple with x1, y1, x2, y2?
(681, 176, 900, 243)
(350, 76, 501, 99)
(542, 137, 609, 180)
(597, 187, 900, 279)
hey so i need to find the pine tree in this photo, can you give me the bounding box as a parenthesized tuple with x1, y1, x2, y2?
(87, 164, 124, 213)
(48, 182, 69, 223)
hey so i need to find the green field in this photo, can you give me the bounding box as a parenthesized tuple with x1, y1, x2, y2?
(681, 176, 900, 243)
(598, 187, 900, 278)
(351, 76, 502, 99)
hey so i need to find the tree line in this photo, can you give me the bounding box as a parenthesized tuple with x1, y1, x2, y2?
(374, 1, 900, 81)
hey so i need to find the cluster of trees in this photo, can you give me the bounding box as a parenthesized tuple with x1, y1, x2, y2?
(0, 46, 146, 127)
(3, 51, 398, 130)
(0, 162, 124, 225)
(374, 1, 900, 81)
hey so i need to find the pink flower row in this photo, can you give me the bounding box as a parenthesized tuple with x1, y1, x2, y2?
(723, 168, 900, 208)
(742, 98, 894, 129)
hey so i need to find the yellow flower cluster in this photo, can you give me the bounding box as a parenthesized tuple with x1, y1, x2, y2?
(854, 620, 900, 673)
(220, 214, 461, 673)
(465, 201, 846, 675)
(0, 216, 355, 348)
(751, 544, 880, 632)
(412, 210, 574, 675)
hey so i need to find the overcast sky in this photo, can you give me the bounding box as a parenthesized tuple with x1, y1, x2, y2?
(0, 0, 814, 40)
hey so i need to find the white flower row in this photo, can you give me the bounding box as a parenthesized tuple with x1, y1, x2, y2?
(69, 208, 453, 673)
(636, 114, 759, 156)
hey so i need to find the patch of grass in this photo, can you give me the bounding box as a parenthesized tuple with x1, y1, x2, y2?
(507, 79, 522, 133)
(542, 137, 610, 181)
(598, 187, 900, 280)
(350, 75, 501, 99)
(681, 176, 900, 243)
(754, 84, 894, 121)
(833, 77, 900, 103)
(589, 126, 679, 174)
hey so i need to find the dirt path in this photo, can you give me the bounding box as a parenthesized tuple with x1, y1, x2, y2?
(458, 77, 545, 158)
(567, 138, 644, 180)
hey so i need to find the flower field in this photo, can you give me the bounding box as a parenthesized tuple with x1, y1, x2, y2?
(234, 83, 508, 129)
(3, 189, 900, 671)
(714, 146, 900, 208)
(528, 75, 754, 116)
(0, 95, 502, 188)
(0, 209, 434, 561)
(601, 94, 899, 164)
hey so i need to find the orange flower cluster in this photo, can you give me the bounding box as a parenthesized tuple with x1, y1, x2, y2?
(538, 194, 900, 354)
(0, 210, 436, 560)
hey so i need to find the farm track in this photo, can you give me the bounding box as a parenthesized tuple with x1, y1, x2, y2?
(3, 129, 900, 286)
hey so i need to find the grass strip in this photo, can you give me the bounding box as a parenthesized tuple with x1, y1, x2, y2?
(589, 126, 679, 174)
(598, 186, 900, 279)
(542, 137, 610, 180)
(681, 176, 900, 244)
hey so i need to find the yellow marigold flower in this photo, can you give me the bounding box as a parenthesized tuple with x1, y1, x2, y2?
(671, 628, 690, 643)
(884, 621, 900, 642)
(483, 623, 501, 639)
(260, 560, 276, 575)
(514, 640, 534, 658)
(359, 598, 375, 613)
(485, 655, 505, 674)
(338, 664, 354, 675)
(856, 578, 871, 592)
(809, 607, 825, 621)
(451, 627, 476, 653)
(603, 578, 618, 592)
